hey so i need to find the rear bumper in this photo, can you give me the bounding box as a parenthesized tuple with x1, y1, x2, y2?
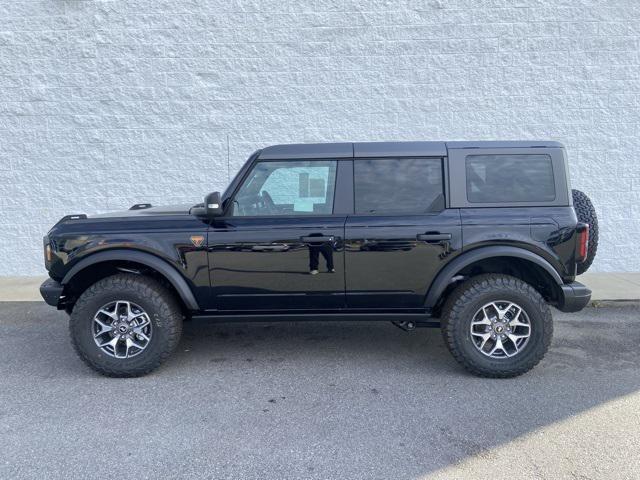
(557, 281, 591, 312)
(40, 278, 64, 307)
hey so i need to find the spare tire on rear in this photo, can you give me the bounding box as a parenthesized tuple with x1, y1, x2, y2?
(572, 189, 598, 275)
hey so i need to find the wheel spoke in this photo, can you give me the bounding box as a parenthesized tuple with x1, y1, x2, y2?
(473, 332, 491, 351)
(132, 329, 150, 341)
(97, 336, 119, 349)
(495, 302, 514, 320)
(507, 333, 529, 345)
(116, 301, 132, 321)
(94, 318, 113, 337)
(133, 316, 150, 328)
(471, 319, 491, 327)
(489, 336, 508, 356)
(509, 310, 530, 330)
(114, 340, 126, 358)
(98, 309, 117, 320)
(126, 337, 145, 355)
(472, 309, 492, 327)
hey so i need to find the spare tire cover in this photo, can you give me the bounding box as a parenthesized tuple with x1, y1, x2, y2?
(572, 189, 599, 275)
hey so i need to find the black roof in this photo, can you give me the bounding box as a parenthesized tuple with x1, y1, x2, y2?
(259, 142, 352, 160)
(446, 140, 564, 149)
(258, 140, 564, 159)
(354, 141, 446, 157)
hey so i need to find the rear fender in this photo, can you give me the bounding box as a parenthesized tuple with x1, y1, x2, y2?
(424, 246, 563, 308)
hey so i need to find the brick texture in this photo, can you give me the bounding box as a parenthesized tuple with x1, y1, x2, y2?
(1, 0, 639, 275)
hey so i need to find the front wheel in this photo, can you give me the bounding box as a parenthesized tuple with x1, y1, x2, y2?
(69, 274, 183, 377)
(441, 274, 553, 378)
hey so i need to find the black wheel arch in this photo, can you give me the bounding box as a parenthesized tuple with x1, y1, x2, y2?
(61, 249, 200, 311)
(425, 246, 563, 310)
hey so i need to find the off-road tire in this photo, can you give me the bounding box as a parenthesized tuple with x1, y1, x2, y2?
(572, 189, 598, 275)
(441, 274, 553, 378)
(69, 273, 183, 377)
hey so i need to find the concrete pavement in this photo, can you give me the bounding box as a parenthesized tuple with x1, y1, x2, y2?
(579, 272, 640, 301)
(0, 301, 639, 479)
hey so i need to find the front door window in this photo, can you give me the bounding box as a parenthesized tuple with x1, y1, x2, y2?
(232, 160, 337, 216)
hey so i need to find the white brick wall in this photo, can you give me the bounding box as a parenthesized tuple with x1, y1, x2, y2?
(1, 0, 638, 275)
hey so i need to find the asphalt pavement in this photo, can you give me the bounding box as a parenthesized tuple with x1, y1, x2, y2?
(1, 301, 639, 479)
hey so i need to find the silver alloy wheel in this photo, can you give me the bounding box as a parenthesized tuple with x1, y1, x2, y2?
(92, 300, 152, 359)
(469, 301, 531, 358)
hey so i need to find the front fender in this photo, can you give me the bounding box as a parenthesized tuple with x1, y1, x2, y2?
(61, 249, 200, 311)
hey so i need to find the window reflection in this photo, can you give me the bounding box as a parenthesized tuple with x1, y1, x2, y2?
(354, 158, 444, 214)
(466, 154, 555, 203)
(233, 160, 337, 216)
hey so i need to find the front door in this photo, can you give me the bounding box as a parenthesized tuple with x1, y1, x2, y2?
(345, 157, 462, 309)
(208, 159, 347, 311)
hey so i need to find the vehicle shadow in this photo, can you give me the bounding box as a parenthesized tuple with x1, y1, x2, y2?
(168, 303, 640, 478)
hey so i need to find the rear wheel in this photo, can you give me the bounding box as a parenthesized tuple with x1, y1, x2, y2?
(69, 273, 183, 377)
(572, 189, 598, 275)
(441, 274, 552, 378)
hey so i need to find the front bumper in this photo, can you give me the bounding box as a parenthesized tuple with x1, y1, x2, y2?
(557, 281, 591, 312)
(40, 278, 64, 307)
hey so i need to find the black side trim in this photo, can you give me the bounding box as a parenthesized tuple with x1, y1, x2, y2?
(40, 278, 64, 307)
(424, 246, 563, 308)
(557, 281, 591, 312)
(192, 311, 434, 324)
(130, 203, 152, 210)
(53, 214, 87, 227)
(333, 159, 354, 215)
(61, 250, 200, 311)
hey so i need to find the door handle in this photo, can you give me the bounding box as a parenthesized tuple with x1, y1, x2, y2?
(417, 233, 452, 242)
(301, 235, 334, 243)
(252, 244, 289, 252)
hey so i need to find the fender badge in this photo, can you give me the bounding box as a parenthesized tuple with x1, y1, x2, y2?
(190, 235, 205, 247)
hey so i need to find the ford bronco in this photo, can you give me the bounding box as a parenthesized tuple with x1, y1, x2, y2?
(40, 141, 598, 378)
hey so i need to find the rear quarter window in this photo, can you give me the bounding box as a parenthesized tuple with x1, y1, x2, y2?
(465, 154, 555, 203)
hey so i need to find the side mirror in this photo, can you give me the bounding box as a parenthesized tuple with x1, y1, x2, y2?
(205, 191, 223, 217)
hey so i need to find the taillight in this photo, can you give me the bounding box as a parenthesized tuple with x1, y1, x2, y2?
(576, 223, 589, 263)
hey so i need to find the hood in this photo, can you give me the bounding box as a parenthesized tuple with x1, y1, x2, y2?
(90, 203, 195, 218)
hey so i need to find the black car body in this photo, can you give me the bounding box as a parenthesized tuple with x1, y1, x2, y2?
(40, 141, 594, 377)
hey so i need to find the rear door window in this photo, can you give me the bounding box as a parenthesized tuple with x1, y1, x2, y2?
(354, 158, 444, 214)
(465, 154, 555, 203)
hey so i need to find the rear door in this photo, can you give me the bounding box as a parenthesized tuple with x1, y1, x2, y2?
(345, 157, 462, 309)
(208, 159, 351, 311)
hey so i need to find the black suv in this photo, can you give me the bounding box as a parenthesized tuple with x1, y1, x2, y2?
(40, 141, 598, 378)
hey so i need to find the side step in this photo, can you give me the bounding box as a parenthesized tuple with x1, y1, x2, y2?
(190, 311, 440, 327)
